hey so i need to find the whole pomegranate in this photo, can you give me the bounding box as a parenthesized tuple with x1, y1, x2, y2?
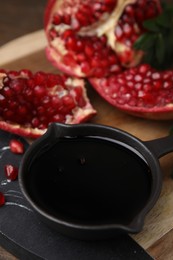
(44, 0, 161, 78)
(0, 70, 96, 138)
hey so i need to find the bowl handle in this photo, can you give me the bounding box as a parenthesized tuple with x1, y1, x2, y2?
(144, 135, 173, 159)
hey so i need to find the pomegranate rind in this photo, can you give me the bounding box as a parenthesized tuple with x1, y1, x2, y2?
(113, 104, 173, 120)
(0, 121, 44, 139)
(44, 0, 56, 28)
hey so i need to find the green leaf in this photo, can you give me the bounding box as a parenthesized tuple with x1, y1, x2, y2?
(133, 2, 173, 70)
(167, 28, 173, 46)
(156, 13, 171, 28)
(164, 4, 173, 15)
(155, 34, 165, 64)
(134, 33, 156, 51)
(143, 19, 160, 32)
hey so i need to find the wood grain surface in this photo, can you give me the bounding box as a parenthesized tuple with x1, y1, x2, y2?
(0, 0, 47, 46)
(1, 0, 173, 259)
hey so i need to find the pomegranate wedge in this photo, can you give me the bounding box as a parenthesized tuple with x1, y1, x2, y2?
(89, 64, 173, 120)
(0, 69, 96, 138)
(44, 0, 161, 77)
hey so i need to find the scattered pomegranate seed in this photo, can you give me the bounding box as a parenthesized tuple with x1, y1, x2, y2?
(9, 139, 24, 154)
(0, 192, 5, 206)
(4, 164, 18, 181)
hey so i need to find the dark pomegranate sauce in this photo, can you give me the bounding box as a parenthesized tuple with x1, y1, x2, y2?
(27, 137, 152, 226)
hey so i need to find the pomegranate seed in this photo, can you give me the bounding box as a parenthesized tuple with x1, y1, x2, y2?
(18, 106, 27, 116)
(31, 117, 40, 128)
(91, 57, 101, 68)
(2, 86, 14, 97)
(4, 164, 18, 181)
(139, 64, 150, 74)
(125, 5, 135, 16)
(94, 68, 105, 77)
(85, 45, 94, 57)
(75, 40, 84, 52)
(62, 14, 71, 25)
(123, 23, 133, 36)
(66, 37, 78, 51)
(63, 54, 76, 65)
(71, 18, 80, 30)
(34, 85, 46, 97)
(93, 3, 102, 11)
(9, 139, 24, 154)
(3, 109, 14, 120)
(75, 12, 89, 27)
(76, 53, 85, 62)
(52, 13, 62, 25)
(81, 61, 91, 74)
(0, 94, 5, 106)
(20, 69, 33, 78)
(134, 74, 143, 82)
(163, 81, 172, 89)
(62, 95, 76, 110)
(105, 0, 116, 4)
(8, 70, 20, 78)
(61, 29, 75, 39)
(0, 192, 5, 206)
(152, 72, 161, 80)
(143, 84, 152, 92)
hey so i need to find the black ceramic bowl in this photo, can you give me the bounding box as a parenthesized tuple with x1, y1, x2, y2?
(19, 123, 173, 240)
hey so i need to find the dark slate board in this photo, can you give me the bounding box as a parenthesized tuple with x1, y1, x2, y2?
(0, 130, 153, 260)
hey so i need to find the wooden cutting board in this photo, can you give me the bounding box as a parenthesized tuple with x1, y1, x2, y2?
(1, 30, 173, 259)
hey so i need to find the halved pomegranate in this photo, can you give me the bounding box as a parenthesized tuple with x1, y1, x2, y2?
(89, 64, 173, 120)
(44, 0, 161, 78)
(0, 69, 96, 138)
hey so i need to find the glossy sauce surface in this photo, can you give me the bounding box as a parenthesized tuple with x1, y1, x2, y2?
(27, 137, 152, 225)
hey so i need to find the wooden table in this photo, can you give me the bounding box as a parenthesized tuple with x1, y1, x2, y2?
(1, 1, 173, 259)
